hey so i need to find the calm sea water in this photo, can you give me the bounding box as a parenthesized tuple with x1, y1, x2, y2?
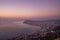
(0, 20, 40, 40)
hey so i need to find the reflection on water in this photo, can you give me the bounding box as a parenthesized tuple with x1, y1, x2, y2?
(0, 21, 40, 40)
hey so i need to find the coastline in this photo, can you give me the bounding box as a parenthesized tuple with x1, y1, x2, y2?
(8, 20, 60, 40)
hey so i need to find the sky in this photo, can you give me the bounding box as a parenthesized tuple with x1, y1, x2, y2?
(0, 0, 60, 19)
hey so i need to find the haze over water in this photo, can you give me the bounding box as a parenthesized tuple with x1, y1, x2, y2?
(0, 20, 41, 40)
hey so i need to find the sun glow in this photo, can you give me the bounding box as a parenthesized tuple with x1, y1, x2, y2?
(0, 0, 60, 19)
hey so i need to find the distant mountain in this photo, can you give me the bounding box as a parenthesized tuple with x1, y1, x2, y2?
(24, 19, 60, 22)
(24, 19, 60, 25)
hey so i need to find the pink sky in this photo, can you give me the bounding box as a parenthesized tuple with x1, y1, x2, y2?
(0, 0, 60, 19)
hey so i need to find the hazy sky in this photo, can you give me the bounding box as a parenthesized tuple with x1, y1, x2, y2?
(0, 0, 60, 19)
